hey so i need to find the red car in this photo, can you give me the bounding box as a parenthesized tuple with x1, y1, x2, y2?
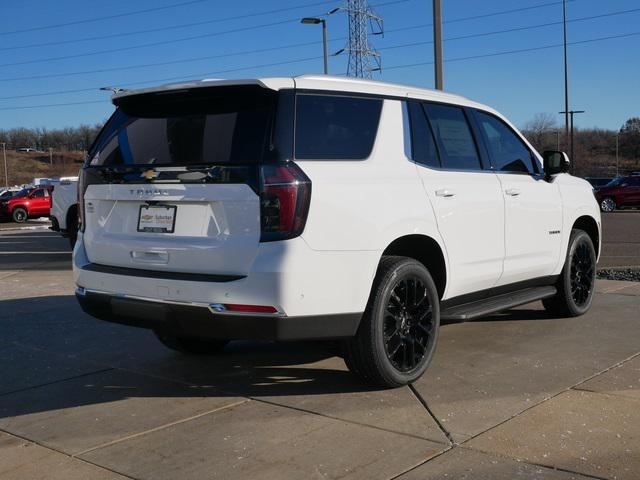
(0, 186, 53, 223)
(594, 175, 640, 212)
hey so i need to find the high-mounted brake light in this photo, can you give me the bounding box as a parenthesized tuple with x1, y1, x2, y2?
(259, 162, 311, 242)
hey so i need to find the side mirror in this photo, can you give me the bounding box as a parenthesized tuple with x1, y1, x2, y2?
(543, 151, 570, 179)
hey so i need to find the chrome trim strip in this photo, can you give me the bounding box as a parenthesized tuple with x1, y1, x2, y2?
(75, 286, 284, 317)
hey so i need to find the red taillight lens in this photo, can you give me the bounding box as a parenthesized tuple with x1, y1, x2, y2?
(78, 169, 87, 232)
(224, 304, 278, 314)
(260, 162, 311, 242)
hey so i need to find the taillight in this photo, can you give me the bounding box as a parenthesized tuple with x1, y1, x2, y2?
(78, 169, 87, 232)
(259, 162, 311, 242)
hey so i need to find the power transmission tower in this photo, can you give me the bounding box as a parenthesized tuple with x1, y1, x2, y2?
(338, 0, 383, 78)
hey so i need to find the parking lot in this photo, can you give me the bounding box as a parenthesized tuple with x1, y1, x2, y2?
(1, 213, 639, 479)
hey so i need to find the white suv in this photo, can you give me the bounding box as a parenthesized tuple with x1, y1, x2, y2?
(74, 76, 600, 387)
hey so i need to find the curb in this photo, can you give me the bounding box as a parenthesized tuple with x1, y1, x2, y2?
(0, 225, 51, 232)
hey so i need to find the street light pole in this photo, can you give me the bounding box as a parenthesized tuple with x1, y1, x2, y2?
(433, 0, 443, 90)
(1, 142, 7, 187)
(559, 109, 585, 174)
(301, 17, 329, 75)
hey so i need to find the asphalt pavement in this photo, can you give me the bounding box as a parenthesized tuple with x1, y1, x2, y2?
(0, 221, 639, 479)
(600, 211, 640, 267)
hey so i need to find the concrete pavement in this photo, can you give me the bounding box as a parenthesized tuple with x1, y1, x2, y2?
(0, 229, 639, 479)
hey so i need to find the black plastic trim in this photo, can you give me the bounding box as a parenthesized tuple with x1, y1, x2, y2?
(77, 291, 362, 341)
(441, 286, 557, 321)
(81, 263, 245, 283)
(441, 275, 559, 310)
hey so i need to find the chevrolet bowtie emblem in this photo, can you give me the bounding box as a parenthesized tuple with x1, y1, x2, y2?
(140, 170, 158, 180)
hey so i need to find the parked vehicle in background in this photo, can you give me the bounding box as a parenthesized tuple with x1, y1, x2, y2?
(33, 177, 54, 186)
(50, 178, 79, 247)
(584, 177, 613, 188)
(16, 147, 37, 152)
(594, 175, 640, 212)
(74, 75, 601, 388)
(0, 187, 22, 201)
(0, 186, 53, 222)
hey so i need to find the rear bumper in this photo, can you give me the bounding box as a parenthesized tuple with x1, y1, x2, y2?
(76, 288, 361, 341)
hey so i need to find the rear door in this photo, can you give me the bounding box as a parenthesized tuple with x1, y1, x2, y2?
(408, 101, 504, 299)
(471, 109, 563, 285)
(81, 85, 277, 276)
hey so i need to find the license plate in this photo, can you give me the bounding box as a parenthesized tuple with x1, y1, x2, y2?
(137, 205, 177, 233)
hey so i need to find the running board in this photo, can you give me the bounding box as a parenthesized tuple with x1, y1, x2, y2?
(441, 286, 557, 321)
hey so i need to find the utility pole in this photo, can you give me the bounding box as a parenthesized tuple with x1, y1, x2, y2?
(615, 133, 619, 176)
(433, 0, 443, 90)
(49, 147, 53, 165)
(562, 0, 569, 151)
(559, 110, 585, 174)
(1, 142, 7, 188)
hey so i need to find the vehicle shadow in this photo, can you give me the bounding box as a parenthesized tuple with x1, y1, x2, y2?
(0, 293, 564, 420)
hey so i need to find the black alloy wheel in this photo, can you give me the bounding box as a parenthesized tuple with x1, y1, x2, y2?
(343, 256, 440, 387)
(543, 229, 596, 317)
(383, 276, 434, 372)
(570, 240, 595, 307)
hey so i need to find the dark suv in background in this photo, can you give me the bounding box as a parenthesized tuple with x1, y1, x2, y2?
(594, 175, 640, 212)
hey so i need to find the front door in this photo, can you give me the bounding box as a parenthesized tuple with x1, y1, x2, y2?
(472, 110, 563, 285)
(29, 188, 51, 216)
(407, 101, 505, 299)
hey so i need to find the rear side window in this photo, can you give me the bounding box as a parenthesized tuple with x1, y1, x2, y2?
(294, 94, 382, 160)
(475, 110, 536, 174)
(87, 86, 275, 166)
(407, 102, 440, 168)
(32, 189, 45, 198)
(424, 104, 482, 170)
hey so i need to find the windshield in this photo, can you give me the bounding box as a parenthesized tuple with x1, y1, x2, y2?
(604, 177, 625, 187)
(87, 85, 275, 167)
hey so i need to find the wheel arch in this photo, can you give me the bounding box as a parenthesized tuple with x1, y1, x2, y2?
(11, 204, 27, 214)
(381, 234, 447, 299)
(572, 215, 600, 258)
(66, 203, 78, 230)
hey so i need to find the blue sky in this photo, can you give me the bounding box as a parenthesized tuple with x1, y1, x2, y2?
(0, 0, 638, 131)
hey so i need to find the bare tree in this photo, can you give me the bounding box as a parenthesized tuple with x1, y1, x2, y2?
(522, 113, 558, 151)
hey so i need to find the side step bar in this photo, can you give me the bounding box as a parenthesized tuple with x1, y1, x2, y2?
(441, 286, 557, 321)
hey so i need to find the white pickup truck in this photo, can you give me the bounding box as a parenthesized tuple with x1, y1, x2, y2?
(50, 177, 79, 248)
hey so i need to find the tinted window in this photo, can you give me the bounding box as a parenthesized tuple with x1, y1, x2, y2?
(475, 111, 535, 174)
(87, 86, 274, 166)
(424, 104, 482, 170)
(295, 94, 382, 160)
(408, 102, 440, 167)
(32, 189, 45, 198)
(626, 177, 640, 187)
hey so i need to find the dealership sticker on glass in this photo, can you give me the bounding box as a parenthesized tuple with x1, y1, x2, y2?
(137, 205, 177, 233)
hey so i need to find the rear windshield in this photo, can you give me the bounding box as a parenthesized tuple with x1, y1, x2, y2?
(87, 86, 275, 167)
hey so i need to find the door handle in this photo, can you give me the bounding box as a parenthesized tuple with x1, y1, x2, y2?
(505, 188, 521, 196)
(435, 189, 456, 197)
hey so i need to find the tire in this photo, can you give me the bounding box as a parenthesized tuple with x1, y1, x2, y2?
(12, 207, 27, 223)
(343, 256, 440, 388)
(542, 229, 596, 317)
(155, 331, 229, 355)
(600, 197, 616, 212)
